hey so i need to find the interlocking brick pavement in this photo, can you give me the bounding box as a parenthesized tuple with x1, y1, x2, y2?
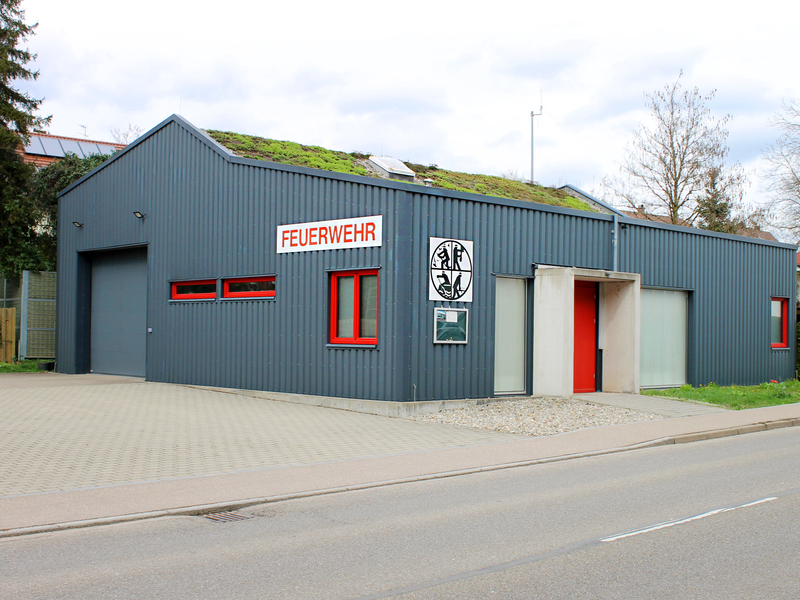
(0, 377, 517, 497)
(573, 392, 729, 417)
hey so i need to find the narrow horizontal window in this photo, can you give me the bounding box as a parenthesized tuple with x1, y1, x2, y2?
(771, 297, 788, 348)
(330, 269, 379, 345)
(171, 279, 217, 300)
(223, 276, 276, 299)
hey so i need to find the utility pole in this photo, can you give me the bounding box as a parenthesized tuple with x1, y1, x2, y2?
(530, 98, 542, 185)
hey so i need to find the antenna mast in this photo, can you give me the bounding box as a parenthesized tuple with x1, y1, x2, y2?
(530, 94, 542, 184)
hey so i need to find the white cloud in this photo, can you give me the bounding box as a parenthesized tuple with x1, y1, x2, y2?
(18, 0, 800, 209)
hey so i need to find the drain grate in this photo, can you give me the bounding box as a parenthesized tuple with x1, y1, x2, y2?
(202, 511, 256, 523)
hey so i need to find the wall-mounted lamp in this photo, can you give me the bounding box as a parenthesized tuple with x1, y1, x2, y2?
(133, 211, 146, 219)
(72, 221, 83, 228)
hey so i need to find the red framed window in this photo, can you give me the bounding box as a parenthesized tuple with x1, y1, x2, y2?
(771, 297, 788, 348)
(330, 269, 379, 344)
(171, 279, 217, 300)
(223, 276, 276, 299)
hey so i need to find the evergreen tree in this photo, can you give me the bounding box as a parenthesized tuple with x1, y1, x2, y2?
(0, 0, 46, 145)
(26, 153, 113, 269)
(696, 166, 746, 234)
(0, 0, 50, 279)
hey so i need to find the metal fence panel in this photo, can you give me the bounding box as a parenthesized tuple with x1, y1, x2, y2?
(1, 271, 56, 360)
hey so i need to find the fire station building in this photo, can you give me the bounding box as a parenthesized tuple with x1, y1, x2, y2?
(55, 115, 796, 402)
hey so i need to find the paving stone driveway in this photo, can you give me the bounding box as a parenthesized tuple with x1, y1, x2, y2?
(0, 374, 516, 497)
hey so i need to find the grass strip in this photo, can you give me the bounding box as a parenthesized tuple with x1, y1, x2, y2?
(643, 380, 800, 410)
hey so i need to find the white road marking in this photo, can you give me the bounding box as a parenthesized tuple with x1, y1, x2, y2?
(600, 497, 778, 543)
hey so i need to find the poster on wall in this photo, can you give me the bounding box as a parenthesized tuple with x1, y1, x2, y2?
(429, 237, 474, 302)
(434, 308, 468, 344)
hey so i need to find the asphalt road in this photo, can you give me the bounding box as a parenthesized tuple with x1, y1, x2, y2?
(3, 427, 799, 599)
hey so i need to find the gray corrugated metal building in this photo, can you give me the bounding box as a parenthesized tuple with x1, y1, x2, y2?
(56, 115, 796, 402)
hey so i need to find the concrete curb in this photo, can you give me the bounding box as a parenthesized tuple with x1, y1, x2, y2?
(3, 417, 797, 540)
(668, 418, 799, 444)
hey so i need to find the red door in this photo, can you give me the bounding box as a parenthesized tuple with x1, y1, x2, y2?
(573, 281, 597, 393)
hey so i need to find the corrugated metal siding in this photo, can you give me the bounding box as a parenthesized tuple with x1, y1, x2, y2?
(148, 141, 406, 402)
(406, 194, 613, 401)
(621, 223, 795, 386)
(59, 120, 409, 400)
(58, 116, 796, 400)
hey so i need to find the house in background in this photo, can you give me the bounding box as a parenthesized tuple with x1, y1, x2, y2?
(1, 133, 126, 362)
(619, 205, 778, 242)
(558, 185, 779, 243)
(20, 133, 124, 168)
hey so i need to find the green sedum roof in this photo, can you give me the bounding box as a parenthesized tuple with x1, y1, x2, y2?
(206, 130, 595, 212)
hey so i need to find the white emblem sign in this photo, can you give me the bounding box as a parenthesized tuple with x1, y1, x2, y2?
(429, 237, 474, 302)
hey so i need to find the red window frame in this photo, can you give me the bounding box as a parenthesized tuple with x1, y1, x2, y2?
(330, 269, 379, 345)
(171, 279, 217, 300)
(771, 297, 788, 348)
(222, 275, 276, 299)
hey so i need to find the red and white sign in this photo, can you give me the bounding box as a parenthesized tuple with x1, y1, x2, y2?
(277, 215, 383, 254)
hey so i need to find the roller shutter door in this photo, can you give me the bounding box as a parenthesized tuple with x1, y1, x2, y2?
(90, 248, 147, 376)
(640, 288, 687, 388)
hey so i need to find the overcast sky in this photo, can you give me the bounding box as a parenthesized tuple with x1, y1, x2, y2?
(21, 0, 800, 213)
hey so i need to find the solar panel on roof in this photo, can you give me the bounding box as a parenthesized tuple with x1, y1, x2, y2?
(78, 141, 101, 156)
(24, 136, 46, 155)
(96, 144, 118, 155)
(59, 139, 84, 157)
(40, 137, 66, 157)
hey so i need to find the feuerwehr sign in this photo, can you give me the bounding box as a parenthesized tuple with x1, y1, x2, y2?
(277, 215, 383, 253)
(429, 237, 474, 302)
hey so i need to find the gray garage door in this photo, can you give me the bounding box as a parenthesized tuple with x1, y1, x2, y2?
(640, 288, 688, 388)
(91, 248, 148, 376)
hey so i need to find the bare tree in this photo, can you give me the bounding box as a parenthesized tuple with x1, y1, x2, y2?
(110, 124, 143, 145)
(762, 101, 800, 237)
(604, 73, 745, 226)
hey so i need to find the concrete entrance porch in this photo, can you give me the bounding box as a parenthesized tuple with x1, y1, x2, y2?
(532, 266, 640, 398)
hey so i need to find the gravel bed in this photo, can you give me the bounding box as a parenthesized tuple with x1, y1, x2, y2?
(410, 397, 663, 437)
